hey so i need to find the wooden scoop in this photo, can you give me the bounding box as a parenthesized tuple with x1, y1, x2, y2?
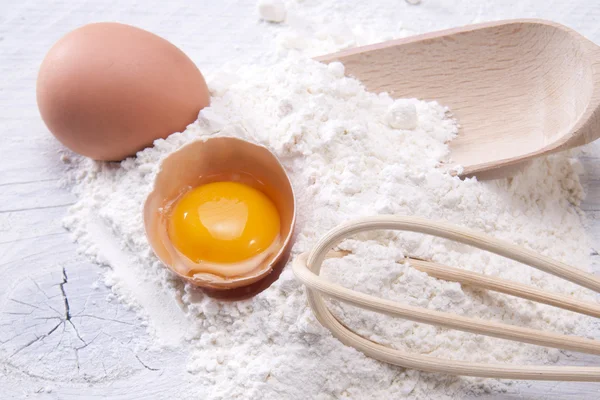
(317, 19, 600, 179)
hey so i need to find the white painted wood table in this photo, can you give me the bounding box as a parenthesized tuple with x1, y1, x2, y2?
(1, 0, 600, 398)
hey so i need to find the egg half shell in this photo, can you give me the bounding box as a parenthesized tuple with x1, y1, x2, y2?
(143, 137, 296, 296)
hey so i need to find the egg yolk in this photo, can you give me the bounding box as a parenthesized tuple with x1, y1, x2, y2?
(168, 181, 281, 264)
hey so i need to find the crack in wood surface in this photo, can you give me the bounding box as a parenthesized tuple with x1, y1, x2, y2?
(0, 203, 75, 214)
(73, 313, 134, 325)
(59, 267, 71, 322)
(10, 298, 43, 310)
(9, 321, 62, 358)
(0, 231, 68, 246)
(134, 354, 159, 371)
(58, 267, 87, 346)
(0, 178, 59, 187)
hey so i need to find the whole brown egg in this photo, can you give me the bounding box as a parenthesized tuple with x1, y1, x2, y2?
(37, 23, 210, 161)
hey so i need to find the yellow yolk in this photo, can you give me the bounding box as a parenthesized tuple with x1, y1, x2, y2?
(168, 181, 280, 264)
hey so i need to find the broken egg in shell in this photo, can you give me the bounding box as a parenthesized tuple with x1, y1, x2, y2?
(143, 137, 295, 299)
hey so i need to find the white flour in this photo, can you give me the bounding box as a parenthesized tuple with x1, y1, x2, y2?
(62, 9, 598, 400)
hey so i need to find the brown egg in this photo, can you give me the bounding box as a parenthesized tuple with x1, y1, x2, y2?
(36, 22, 210, 161)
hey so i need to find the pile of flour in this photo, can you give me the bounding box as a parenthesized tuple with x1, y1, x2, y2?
(63, 8, 597, 400)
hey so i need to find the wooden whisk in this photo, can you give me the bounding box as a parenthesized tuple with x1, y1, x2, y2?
(292, 216, 600, 381)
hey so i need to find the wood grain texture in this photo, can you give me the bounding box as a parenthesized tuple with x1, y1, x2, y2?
(318, 20, 600, 179)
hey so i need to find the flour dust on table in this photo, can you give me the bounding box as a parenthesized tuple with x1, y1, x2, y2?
(63, 12, 597, 400)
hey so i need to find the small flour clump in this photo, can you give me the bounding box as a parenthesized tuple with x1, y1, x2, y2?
(385, 99, 418, 130)
(257, 0, 286, 23)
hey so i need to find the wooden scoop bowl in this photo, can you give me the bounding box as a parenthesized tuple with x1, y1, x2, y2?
(317, 19, 600, 179)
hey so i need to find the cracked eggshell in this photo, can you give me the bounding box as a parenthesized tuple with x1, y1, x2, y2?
(143, 137, 296, 295)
